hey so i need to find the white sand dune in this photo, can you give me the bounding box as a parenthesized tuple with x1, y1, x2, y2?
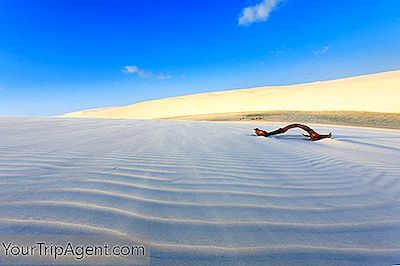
(64, 71, 400, 119)
(0, 117, 399, 265)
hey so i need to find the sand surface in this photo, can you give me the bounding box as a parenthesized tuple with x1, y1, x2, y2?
(64, 71, 400, 119)
(0, 117, 399, 265)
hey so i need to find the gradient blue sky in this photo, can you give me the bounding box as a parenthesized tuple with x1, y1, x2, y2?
(1, 0, 399, 116)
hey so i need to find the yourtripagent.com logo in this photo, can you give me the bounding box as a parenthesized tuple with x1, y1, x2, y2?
(0, 235, 149, 265)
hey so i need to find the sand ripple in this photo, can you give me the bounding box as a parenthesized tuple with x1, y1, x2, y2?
(0, 118, 399, 265)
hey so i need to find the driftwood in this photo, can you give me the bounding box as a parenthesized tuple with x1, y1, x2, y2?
(254, 124, 332, 141)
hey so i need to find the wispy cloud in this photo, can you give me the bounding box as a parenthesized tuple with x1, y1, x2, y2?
(122, 65, 171, 80)
(313, 46, 330, 56)
(238, 0, 283, 26)
(269, 45, 292, 55)
(156, 74, 171, 80)
(122, 65, 147, 78)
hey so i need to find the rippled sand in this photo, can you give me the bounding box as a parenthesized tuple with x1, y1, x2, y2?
(0, 118, 399, 265)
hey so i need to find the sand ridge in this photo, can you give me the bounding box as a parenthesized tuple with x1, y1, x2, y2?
(64, 71, 400, 119)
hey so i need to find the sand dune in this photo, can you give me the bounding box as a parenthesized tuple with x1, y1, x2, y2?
(0, 117, 399, 265)
(64, 71, 400, 119)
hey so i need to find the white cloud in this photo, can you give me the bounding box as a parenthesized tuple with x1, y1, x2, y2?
(122, 65, 147, 78)
(313, 46, 330, 56)
(122, 65, 171, 80)
(156, 74, 171, 80)
(238, 0, 283, 26)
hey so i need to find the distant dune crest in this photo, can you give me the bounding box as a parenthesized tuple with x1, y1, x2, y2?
(64, 71, 400, 119)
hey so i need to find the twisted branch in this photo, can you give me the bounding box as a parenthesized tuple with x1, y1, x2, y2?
(254, 124, 332, 141)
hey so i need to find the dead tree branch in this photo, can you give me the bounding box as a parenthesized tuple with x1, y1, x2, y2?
(254, 124, 332, 141)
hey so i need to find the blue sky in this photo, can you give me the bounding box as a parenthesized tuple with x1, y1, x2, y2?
(0, 0, 399, 116)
